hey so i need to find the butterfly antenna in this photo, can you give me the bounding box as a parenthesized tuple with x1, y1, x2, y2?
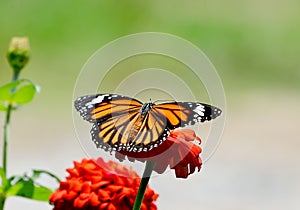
(153, 99, 176, 104)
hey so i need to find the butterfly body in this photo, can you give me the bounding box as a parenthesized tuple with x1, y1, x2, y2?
(140, 103, 154, 115)
(75, 94, 222, 152)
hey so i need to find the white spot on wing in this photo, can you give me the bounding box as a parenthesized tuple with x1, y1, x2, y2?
(86, 94, 109, 108)
(193, 104, 205, 116)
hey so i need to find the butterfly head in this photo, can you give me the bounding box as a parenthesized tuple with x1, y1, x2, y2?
(140, 102, 154, 116)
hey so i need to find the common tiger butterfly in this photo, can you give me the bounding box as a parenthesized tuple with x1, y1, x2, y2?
(74, 94, 222, 152)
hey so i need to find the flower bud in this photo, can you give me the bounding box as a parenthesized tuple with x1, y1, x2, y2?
(7, 37, 30, 76)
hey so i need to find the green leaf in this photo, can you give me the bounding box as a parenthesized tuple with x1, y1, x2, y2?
(7, 181, 53, 202)
(0, 81, 21, 101)
(0, 102, 7, 111)
(31, 185, 53, 201)
(0, 79, 39, 107)
(5, 174, 54, 202)
(31, 170, 60, 183)
(4, 170, 58, 202)
(12, 84, 37, 105)
(5, 181, 24, 197)
(6, 178, 34, 198)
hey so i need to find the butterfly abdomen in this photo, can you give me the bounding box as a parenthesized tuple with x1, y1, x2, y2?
(127, 116, 144, 143)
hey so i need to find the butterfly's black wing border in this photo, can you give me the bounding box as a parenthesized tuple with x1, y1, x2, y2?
(90, 122, 170, 152)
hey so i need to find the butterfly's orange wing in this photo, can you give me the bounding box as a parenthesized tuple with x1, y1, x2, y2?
(75, 94, 169, 152)
(75, 94, 222, 152)
(151, 102, 222, 129)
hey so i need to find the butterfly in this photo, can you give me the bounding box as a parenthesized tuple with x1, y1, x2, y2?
(74, 94, 222, 152)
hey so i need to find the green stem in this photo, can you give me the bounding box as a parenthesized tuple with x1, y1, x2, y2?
(1, 72, 19, 210)
(133, 161, 156, 210)
(0, 193, 5, 210)
(12, 71, 19, 82)
(2, 105, 12, 178)
(2, 73, 18, 178)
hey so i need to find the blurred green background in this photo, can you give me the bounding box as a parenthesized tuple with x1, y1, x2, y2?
(0, 0, 299, 209)
(1, 0, 299, 93)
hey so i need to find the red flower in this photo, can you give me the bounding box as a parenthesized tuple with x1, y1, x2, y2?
(50, 158, 158, 210)
(115, 129, 202, 178)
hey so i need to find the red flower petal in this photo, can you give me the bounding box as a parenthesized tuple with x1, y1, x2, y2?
(62, 191, 77, 201)
(50, 158, 158, 210)
(89, 192, 101, 206)
(98, 190, 111, 201)
(74, 193, 90, 208)
(49, 190, 65, 202)
(115, 129, 203, 178)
